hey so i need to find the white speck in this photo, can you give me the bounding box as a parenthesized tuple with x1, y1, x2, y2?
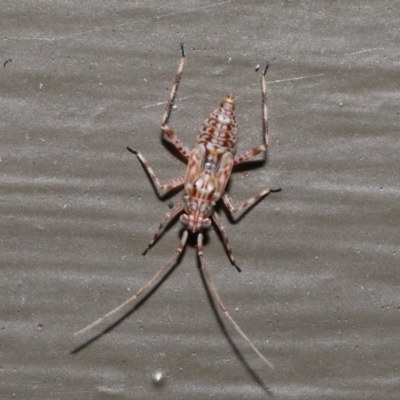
(152, 369, 167, 386)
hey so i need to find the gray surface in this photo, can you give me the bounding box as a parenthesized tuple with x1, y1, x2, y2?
(1, 1, 399, 399)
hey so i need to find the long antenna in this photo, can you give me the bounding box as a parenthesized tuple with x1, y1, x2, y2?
(197, 233, 274, 370)
(74, 231, 188, 337)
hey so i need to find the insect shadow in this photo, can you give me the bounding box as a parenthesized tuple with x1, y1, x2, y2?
(70, 242, 273, 397)
(196, 255, 274, 396)
(70, 246, 186, 355)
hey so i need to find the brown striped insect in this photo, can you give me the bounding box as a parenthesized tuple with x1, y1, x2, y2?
(74, 44, 280, 369)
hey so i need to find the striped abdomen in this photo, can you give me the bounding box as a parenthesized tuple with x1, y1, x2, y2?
(196, 95, 238, 158)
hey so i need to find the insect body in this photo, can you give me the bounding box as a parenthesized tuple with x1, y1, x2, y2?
(181, 95, 236, 234)
(74, 44, 280, 370)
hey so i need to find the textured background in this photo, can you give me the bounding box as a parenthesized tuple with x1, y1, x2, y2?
(1, 1, 399, 399)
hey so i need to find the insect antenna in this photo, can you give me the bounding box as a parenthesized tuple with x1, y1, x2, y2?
(74, 231, 188, 338)
(197, 233, 274, 370)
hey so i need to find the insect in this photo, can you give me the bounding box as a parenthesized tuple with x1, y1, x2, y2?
(74, 44, 280, 369)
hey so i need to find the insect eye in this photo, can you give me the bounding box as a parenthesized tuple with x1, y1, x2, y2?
(180, 214, 189, 226)
(202, 218, 212, 229)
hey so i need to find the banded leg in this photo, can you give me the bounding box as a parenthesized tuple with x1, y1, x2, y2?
(74, 231, 188, 338)
(233, 63, 270, 166)
(127, 147, 185, 196)
(222, 186, 281, 220)
(161, 123, 191, 160)
(197, 233, 274, 370)
(211, 211, 241, 272)
(143, 201, 185, 255)
(162, 43, 186, 126)
(160, 43, 191, 160)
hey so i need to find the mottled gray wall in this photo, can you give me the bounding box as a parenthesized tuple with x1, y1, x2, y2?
(1, 1, 399, 399)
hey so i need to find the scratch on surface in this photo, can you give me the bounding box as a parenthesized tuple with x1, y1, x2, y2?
(268, 73, 324, 84)
(141, 96, 192, 109)
(6, 1, 232, 42)
(344, 47, 385, 56)
(251, 73, 324, 86)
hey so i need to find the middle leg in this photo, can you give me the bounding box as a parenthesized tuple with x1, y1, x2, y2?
(222, 186, 281, 221)
(127, 146, 185, 197)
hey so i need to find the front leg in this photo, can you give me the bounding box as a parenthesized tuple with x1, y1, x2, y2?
(142, 201, 185, 255)
(211, 211, 241, 272)
(127, 147, 185, 197)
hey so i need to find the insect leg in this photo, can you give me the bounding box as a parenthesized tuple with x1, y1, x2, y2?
(73, 230, 188, 338)
(211, 211, 241, 272)
(233, 63, 270, 166)
(221, 188, 280, 221)
(143, 201, 185, 255)
(197, 233, 274, 369)
(162, 43, 186, 126)
(127, 147, 185, 196)
(160, 43, 191, 160)
(161, 123, 191, 160)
